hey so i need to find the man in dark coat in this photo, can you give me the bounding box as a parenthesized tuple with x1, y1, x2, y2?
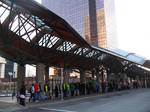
(19, 83, 26, 106)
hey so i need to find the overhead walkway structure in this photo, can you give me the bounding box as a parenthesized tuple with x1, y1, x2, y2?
(0, 0, 150, 89)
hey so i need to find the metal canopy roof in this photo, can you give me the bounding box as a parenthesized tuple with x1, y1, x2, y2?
(0, 0, 90, 47)
(0, 0, 149, 76)
(114, 49, 150, 69)
(114, 49, 145, 65)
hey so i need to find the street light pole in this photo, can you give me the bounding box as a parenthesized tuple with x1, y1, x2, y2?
(60, 68, 63, 101)
(8, 72, 12, 91)
(13, 72, 15, 92)
(10, 74, 11, 91)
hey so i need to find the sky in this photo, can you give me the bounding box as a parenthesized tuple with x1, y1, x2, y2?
(114, 0, 150, 59)
(36, 0, 41, 3)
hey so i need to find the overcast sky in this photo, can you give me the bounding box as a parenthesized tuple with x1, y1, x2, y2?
(35, 0, 150, 59)
(115, 0, 150, 59)
(36, 0, 41, 3)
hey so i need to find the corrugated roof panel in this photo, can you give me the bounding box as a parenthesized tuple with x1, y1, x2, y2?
(127, 54, 145, 65)
(113, 49, 128, 57)
(114, 49, 146, 65)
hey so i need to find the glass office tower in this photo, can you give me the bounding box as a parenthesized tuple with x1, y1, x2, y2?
(42, 0, 117, 49)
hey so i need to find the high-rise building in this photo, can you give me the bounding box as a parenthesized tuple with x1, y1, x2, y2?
(97, 8, 107, 48)
(85, 8, 107, 48)
(42, 0, 117, 49)
(104, 0, 118, 49)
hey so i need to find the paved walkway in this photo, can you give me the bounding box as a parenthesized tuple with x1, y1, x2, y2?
(0, 89, 148, 112)
(0, 97, 17, 103)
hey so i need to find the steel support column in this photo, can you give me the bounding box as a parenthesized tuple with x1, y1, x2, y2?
(63, 68, 70, 83)
(80, 69, 85, 83)
(36, 63, 45, 93)
(45, 65, 49, 83)
(17, 64, 25, 92)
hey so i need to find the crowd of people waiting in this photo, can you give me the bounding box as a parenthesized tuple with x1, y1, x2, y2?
(28, 81, 101, 102)
(18, 79, 141, 106)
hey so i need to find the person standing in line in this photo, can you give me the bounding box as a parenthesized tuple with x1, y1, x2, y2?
(63, 83, 67, 97)
(29, 83, 35, 102)
(55, 85, 58, 98)
(19, 82, 26, 106)
(70, 83, 75, 97)
(96, 82, 100, 93)
(38, 82, 43, 100)
(12, 89, 16, 100)
(34, 81, 39, 101)
(44, 83, 50, 97)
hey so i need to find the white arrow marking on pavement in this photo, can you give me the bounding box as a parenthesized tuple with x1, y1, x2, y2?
(39, 107, 77, 112)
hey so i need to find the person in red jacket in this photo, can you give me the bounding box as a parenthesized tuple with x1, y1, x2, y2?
(34, 81, 39, 101)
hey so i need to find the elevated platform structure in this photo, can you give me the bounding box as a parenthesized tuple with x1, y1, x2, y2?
(0, 0, 149, 87)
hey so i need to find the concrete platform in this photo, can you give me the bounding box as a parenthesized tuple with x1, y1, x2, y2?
(0, 89, 150, 112)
